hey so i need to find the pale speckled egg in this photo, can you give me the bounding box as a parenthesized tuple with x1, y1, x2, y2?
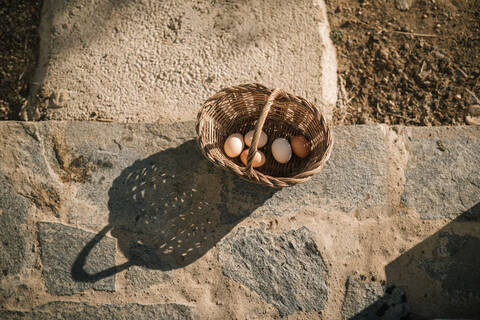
(244, 130, 268, 148)
(271, 138, 292, 164)
(240, 149, 266, 168)
(291, 135, 311, 158)
(224, 133, 244, 158)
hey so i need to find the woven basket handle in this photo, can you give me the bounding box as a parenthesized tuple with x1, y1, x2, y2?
(245, 88, 286, 171)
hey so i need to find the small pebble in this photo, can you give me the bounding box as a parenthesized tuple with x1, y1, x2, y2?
(466, 104, 480, 125)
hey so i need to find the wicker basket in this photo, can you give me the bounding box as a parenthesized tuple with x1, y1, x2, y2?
(196, 83, 333, 188)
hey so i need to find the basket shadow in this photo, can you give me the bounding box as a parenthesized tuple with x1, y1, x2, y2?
(72, 140, 277, 282)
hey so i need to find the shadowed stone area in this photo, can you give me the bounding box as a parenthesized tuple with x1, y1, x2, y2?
(104, 140, 276, 272)
(0, 175, 31, 277)
(62, 121, 198, 231)
(38, 222, 116, 295)
(219, 227, 328, 316)
(341, 276, 408, 320)
(385, 206, 480, 318)
(401, 126, 480, 219)
(0, 301, 194, 320)
(419, 233, 480, 295)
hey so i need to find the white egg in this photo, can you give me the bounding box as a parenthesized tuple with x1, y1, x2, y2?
(224, 133, 244, 158)
(271, 138, 292, 164)
(244, 130, 268, 148)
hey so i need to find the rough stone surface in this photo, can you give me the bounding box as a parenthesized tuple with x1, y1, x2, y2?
(0, 310, 27, 320)
(341, 276, 384, 318)
(254, 125, 387, 215)
(27, 0, 336, 122)
(401, 126, 480, 219)
(219, 227, 328, 316)
(0, 122, 478, 319)
(38, 222, 116, 295)
(125, 266, 171, 289)
(341, 276, 408, 320)
(2, 301, 194, 320)
(0, 175, 31, 277)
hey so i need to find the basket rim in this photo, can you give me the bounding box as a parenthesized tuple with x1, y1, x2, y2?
(196, 83, 334, 188)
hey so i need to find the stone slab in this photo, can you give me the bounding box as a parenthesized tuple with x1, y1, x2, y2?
(401, 126, 480, 219)
(218, 227, 328, 316)
(0, 175, 31, 277)
(0, 122, 478, 318)
(125, 266, 170, 289)
(341, 276, 408, 320)
(253, 125, 388, 215)
(38, 222, 116, 295)
(1, 302, 194, 320)
(26, 0, 336, 122)
(395, 0, 414, 11)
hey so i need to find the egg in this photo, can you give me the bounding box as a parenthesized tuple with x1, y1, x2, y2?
(291, 135, 311, 158)
(224, 133, 244, 158)
(244, 130, 268, 148)
(240, 149, 266, 168)
(271, 138, 292, 164)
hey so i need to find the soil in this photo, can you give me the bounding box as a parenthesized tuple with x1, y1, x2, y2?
(0, 0, 42, 120)
(1, 0, 479, 125)
(327, 0, 480, 125)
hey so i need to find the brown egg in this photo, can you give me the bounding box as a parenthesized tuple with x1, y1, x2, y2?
(240, 149, 266, 168)
(290, 135, 311, 158)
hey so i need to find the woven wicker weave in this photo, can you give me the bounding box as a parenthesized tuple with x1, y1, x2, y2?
(196, 83, 333, 188)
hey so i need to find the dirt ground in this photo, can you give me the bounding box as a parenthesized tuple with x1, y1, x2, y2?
(327, 0, 480, 125)
(0, 0, 42, 120)
(1, 0, 479, 125)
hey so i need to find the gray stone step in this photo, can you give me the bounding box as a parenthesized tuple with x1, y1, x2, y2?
(24, 0, 336, 122)
(0, 122, 478, 319)
(0, 302, 194, 320)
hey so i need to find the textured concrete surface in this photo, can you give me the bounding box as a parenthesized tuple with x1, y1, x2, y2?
(0, 121, 478, 319)
(25, 0, 337, 122)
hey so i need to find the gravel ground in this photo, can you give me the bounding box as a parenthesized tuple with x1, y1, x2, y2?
(327, 0, 480, 125)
